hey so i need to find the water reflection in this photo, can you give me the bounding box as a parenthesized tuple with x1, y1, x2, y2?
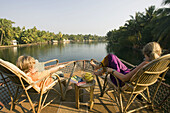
(0, 42, 108, 64)
(0, 42, 143, 66)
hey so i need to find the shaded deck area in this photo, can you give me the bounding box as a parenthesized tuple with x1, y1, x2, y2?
(1, 71, 163, 113)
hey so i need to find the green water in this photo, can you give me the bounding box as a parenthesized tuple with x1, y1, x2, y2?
(0, 42, 143, 65)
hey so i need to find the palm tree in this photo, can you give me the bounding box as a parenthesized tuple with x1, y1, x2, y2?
(0, 26, 5, 45)
(124, 12, 144, 47)
(143, 6, 157, 23)
(140, 6, 158, 44)
(162, 0, 170, 5)
(58, 32, 63, 41)
(152, 0, 170, 46)
(0, 19, 14, 45)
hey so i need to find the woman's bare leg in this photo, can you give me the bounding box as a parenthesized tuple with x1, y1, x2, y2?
(92, 68, 103, 76)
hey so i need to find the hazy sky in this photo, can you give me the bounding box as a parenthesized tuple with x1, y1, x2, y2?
(1, 0, 163, 36)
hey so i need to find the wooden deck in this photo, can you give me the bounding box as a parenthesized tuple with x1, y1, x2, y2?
(1, 71, 163, 113)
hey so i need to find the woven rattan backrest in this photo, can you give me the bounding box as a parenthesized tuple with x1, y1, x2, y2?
(130, 54, 170, 87)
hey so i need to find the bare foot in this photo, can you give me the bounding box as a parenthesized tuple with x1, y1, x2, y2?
(94, 69, 103, 76)
(90, 60, 99, 70)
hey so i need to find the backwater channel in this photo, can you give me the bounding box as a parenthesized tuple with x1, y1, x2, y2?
(0, 42, 143, 80)
(0, 42, 143, 64)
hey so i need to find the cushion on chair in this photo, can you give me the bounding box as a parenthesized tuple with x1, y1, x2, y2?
(0, 59, 41, 92)
(0, 59, 32, 81)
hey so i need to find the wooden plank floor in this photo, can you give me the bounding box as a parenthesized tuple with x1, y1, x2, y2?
(1, 71, 163, 113)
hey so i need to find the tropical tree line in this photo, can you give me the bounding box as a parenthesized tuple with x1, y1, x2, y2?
(106, 0, 170, 51)
(0, 19, 105, 45)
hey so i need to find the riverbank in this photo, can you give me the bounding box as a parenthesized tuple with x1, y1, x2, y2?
(0, 40, 102, 49)
(0, 42, 48, 49)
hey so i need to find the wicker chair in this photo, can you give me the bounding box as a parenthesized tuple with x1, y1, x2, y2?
(97, 54, 170, 113)
(0, 58, 66, 113)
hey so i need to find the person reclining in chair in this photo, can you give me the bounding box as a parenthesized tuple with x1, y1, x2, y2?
(16, 55, 64, 87)
(90, 42, 162, 87)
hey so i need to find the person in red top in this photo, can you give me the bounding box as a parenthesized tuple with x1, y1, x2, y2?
(16, 55, 64, 87)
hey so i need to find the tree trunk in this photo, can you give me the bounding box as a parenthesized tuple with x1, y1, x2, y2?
(0, 33, 3, 46)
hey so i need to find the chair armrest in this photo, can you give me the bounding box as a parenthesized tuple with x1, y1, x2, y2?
(35, 59, 59, 71)
(43, 59, 59, 65)
(58, 61, 76, 67)
(90, 59, 100, 64)
(123, 81, 135, 89)
(119, 59, 136, 68)
(37, 73, 61, 91)
(158, 77, 165, 81)
(43, 61, 77, 84)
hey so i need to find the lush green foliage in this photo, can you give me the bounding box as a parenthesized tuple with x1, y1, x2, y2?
(0, 0, 169, 50)
(106, 0, 170, 51)
(0, 19, 105, 45)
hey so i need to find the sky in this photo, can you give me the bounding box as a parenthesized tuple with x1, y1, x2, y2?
(0, 0, 163, 36)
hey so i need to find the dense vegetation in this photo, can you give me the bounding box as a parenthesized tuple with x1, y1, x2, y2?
(0, 20, 105, 45)
(106, 0, 170, 52)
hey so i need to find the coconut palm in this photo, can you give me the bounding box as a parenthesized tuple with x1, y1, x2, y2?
(152, 0, 170, 48)
(124, 12, 144, 46)
(0, 19, 14, 45)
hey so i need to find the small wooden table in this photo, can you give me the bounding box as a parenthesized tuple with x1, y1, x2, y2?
(74, 80, 95, 110)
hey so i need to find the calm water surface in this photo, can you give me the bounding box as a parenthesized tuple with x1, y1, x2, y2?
(0, 42, 144, 81)
(0, 42, 108, 64)
(0, 42, 143, 65)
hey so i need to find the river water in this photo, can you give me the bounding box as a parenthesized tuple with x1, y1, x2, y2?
(0, 42, 143, 64)
(0, 42, 109, 64)
(0, 42, 144, 81)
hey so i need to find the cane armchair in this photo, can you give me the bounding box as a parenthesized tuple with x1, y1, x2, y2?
(0, 58, 66, 113)
(96, 54, 170, 113)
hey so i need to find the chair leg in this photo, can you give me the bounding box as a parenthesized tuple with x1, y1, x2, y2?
(37, 90, 44, 113)
(95, 75, 103, 96)
(19, 77, 36, 113)
(101, 74, 109, 97)
(41, 91, 50, 110)
(63, 63, 77, 100)
(25, 91, 36, 113)
(0, 73, 14, 111)
(139, 92, 148, 102)
(146, 87, 154, 110)
(75, 85, 80, 109)
(119, 92, 124, 113)
(62, 80, 67, 87)
(89, 85, 94, 110)
(12, 86, 19, 110)
(58, 81, 64, 100)
(124, 94, 138, 112)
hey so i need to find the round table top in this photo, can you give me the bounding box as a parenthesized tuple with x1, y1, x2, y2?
(76, 79, 95, 88)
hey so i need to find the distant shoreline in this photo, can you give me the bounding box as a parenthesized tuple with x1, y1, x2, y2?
(0, 42, 48, 49)
(0, 40, 105, 49)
